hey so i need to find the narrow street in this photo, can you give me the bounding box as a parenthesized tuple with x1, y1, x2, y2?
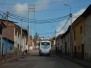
(0, 1, 91, 68)
(0, 50, 85, 68)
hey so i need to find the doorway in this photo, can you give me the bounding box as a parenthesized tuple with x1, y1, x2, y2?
(81, 44, 84, 59)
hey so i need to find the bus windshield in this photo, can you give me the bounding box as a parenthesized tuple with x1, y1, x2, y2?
(41, 42, 50, 46)
(40, 42, 50, 49)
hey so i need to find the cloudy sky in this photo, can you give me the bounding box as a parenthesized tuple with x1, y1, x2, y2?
(0, 0, 91, 38)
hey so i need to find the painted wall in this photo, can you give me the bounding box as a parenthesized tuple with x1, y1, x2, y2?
(65, 33, 71, 55)
(2, 21, 14, 41)
(14, 28, 28, 52)
(72, 18, 85, 58)
(0, 35, 2, 55)
(14, 28, 21, 50)
(61, 34, 71, 55)
(62, 37, 65, 54)
(21, 36, 26, 51)
(2, 38, 14, 55)
(84, 14, 91, 59)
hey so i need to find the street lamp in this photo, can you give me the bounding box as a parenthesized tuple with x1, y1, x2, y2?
(20, 19, 22, 52)
(64, 4, 73, 58)
(28, 5, 35, 52)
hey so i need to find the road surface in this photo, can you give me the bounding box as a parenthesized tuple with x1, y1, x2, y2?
(0, 50, 85, 68)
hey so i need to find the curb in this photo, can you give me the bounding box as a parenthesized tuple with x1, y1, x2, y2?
(0, 57, 19, 65)
(59, 55, 91, 68)
(0, 55, 29, 65)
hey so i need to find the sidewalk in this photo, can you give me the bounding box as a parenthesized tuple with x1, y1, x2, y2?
(0, 54, 21, 65)
(1, 58, 17, 64)
(0, 52, 30, 65)
(59, 54, 91, 68)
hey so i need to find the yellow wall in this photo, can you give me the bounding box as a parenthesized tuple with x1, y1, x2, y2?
(72, 18, 85, 53)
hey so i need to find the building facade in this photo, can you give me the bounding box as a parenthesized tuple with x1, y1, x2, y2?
(0, 21, 6, 56)
(72, 16, 85, 59)
(84, 4, 91, 60)
(61, 26, 71, 55)
(0, 20, 28, 55)
(71, 4, 91, 59)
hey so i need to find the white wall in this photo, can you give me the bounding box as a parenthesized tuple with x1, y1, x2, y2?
(14, 28, 21, 50)
(21, 36, 27, 51)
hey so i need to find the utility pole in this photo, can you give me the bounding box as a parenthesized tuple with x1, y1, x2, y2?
(28, 5, 30, 53)
(70, 11, 73, 58)
(20, 19, 22, 52)
(69, 5, 73, 58)
(28, 5, 35, 52)
(33, 5, 35, 48)
(6, 12, 9, 60)
(64, 4, 73, 58)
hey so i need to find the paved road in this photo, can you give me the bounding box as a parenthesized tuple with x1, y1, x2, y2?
(0, 56, 85, 68)
(0, 50, 85, 68)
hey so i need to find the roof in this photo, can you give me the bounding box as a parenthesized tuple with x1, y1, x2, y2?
(56, 34, 62, 39)
(1, 19, 28, 42)
(72, 4, 91, 27)
(0, 19, 17, 25)
(60, 25, 71, 38)
(22, 28, 28, 35)
(81, 4, 91, 17)
(3, 37, 14, 43)
(0, 20, 6, 28)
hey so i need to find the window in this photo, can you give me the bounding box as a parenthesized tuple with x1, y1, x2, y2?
(18, 44, 19, 49)
(80, 26, 82, 34)
(68, 37, 69, 42)
(41, 42, 50, 46)
(74, 30, 76, 40)
(15, 30, 17, 36)
(18, 32, 19, 38)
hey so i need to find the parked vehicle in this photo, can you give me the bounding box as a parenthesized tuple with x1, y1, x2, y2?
(39, 40, 51, 56)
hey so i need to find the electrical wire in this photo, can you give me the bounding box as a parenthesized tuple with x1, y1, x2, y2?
(0, 11, 70, 24)
(56, 16, 70, 33)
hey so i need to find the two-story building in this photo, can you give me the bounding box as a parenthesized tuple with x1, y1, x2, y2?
(0, 19, 28, 56)
(72, 14, 85, 59)
(83, 4, 91, 60)
(14, 25, 28, 53)
(72, 4, 91, 59)
(0, 21, 6, 56)
(61, 26, 71, 55)
(56, 34, 62, 54)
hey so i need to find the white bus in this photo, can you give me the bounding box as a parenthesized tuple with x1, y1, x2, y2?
(39, 40, 51, 56)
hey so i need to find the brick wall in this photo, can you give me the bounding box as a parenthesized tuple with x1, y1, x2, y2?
(2, 21, 14, 42)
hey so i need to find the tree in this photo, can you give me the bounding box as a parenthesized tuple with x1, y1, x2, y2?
(34, 33, 39, 46)
(34, 33, 39, 39)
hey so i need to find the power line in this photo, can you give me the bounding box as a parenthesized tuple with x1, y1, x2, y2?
(56, 16, 70, 33)
(0, 11, 79, 26)
(36, 32, 55, 35)
(0, 11, 70, 24)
